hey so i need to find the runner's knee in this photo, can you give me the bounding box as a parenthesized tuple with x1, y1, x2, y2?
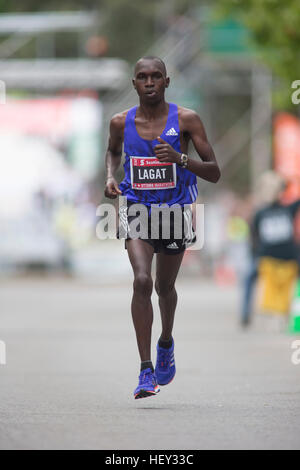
(155, 280, 175, 297)
(133, 273, 153, 296)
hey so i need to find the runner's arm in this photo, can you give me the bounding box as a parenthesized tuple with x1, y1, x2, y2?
(104, 114, 124, 198)
(183, 110, 220, 183)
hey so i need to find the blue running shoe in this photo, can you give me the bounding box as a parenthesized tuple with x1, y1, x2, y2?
(134, 368, 160, 399)
(155, 338, 176, 386)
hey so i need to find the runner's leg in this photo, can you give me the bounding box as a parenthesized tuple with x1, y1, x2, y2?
(155, 251, 185, 341)
(126, 239, 155, 362)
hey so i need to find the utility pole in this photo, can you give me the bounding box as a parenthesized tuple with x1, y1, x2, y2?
(250, 66, 272, 190)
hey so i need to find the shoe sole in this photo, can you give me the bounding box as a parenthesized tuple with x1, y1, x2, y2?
(134, 388, 160, 400)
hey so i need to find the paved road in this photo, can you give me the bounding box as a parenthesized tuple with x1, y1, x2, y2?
(0, 275, 300, 450)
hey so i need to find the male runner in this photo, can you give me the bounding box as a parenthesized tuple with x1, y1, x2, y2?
(104, 56, 220, 399)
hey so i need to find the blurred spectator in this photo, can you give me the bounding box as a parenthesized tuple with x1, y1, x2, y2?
(241, 171, 300, 326)
(85, 35, 108, 57)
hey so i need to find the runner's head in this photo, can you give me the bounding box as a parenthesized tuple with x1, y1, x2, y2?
(133, 56, 169, 103)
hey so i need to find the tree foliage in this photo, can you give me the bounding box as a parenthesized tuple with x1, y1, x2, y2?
(215, 0, 300, 109)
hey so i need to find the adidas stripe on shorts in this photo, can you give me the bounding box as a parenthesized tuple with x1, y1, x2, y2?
(117, 201, 196, 255)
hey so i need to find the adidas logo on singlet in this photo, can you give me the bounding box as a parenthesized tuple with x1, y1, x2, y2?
(165, 127, 178, 136)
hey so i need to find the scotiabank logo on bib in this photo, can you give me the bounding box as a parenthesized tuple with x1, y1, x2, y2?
(130, 156, 177, 190)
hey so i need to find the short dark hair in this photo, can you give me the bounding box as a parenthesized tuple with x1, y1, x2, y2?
(134, 56, 167, 76)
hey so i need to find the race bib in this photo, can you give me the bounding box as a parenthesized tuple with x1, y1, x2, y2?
(130, 156, 176, 190)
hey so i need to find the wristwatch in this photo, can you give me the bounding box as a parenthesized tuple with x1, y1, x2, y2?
(179, 153, 188, 168)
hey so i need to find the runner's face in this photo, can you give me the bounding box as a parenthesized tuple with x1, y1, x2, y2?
(133, 61, 169, 103)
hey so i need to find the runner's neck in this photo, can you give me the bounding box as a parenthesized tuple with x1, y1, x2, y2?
(137, 100, 169, 121)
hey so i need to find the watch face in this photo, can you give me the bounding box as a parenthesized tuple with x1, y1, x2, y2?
(180, 154, 188, 167)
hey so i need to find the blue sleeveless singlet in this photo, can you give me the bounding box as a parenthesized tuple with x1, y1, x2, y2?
(119, 103, 198, 206)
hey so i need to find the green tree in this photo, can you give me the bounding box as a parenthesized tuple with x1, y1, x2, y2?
(215, 0, 300, 109)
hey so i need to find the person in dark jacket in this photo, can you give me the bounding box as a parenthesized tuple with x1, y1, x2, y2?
(241, 171, 300, 326)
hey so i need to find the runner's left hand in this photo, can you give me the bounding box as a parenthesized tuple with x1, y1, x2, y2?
(154, 137, 181, 164)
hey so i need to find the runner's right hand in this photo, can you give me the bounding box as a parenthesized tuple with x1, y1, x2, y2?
(104, 177, 122, 199)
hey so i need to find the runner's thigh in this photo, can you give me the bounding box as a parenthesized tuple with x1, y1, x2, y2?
(126, 239, 154, 276)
